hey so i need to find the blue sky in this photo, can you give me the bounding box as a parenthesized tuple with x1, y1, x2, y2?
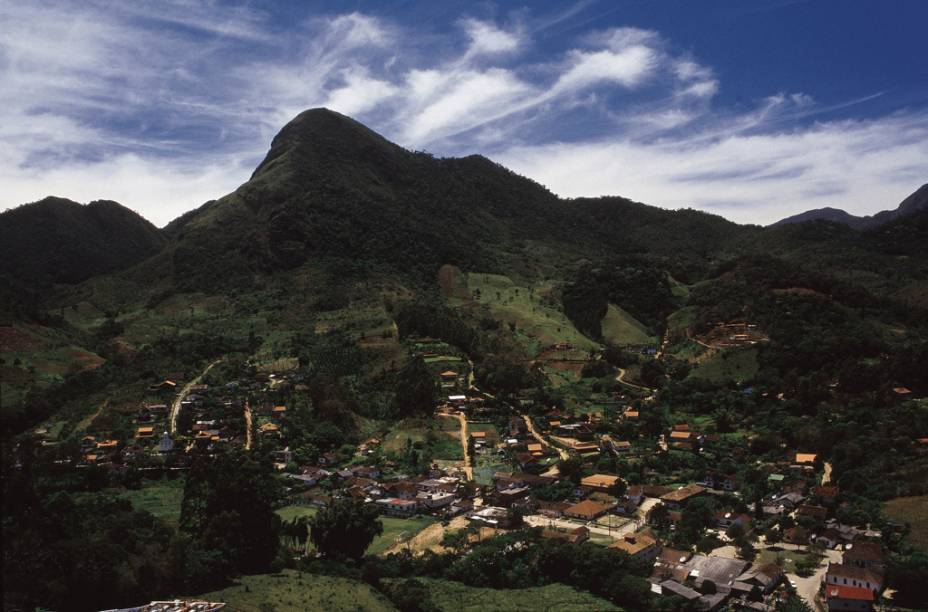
(1, 0, 926, 226)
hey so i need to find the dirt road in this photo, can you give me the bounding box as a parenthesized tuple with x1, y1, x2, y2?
(169, 359, 221, 434)
(244, 399, 254, 450)
(615, 367, 652, 392)
(522, 413, 569, 461)
(440, 412, 473, 481)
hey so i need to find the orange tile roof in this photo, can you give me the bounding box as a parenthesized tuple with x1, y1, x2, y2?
(581, 474, 621, 489)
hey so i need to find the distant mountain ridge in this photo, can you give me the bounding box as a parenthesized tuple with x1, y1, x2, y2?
(0, 196, 166, 285)
(772, 183, 928, 229)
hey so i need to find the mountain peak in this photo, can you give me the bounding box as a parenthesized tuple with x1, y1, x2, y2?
(771, 183, 928, 229)
(250, 107, 406, 180)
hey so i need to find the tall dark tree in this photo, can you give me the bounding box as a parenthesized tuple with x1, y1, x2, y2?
(392, 356, 438, 417)
(180, 451, 282, 580)
(309, 498, 383, 560)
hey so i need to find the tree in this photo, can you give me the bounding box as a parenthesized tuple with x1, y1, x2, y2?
(607, 479, 628, 498)
(556, 456, 584, 484)
(310, 498, 383, 560)
(392, 356, 438, 417)
(180, 451, 282, 579)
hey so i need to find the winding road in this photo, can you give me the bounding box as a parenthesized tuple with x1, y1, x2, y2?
(169, 359, 221, 434)
(615, 367, 653, 392)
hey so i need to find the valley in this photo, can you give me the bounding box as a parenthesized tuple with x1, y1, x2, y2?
(2, 109, 927, 612)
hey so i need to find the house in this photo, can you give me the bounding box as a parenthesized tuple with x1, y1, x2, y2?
(541, 526, 590, 544)
(580, 473, 622, 492)
(136, 426, 155, 441)
(536, 500, 572, 518)
(658, 580, 701, 603)
(384, 480, 419, 500)
(701, 472, 739, 491)
(564, 499, 614, 520)
(556, 422, 594, 441)
(660, 484, 706, 509)
(440, 370, 459, 383)
(610, 530, 661, 563)
(602, 436, 632, 454)
(623, 409, 639, 420)
(376, 497, 419, 518)
(683, 554, 751, 590)
(668, 430, 698, 450)
(448, 394, 467, 408)
(258, 422, 280, 435)
(318, 452, 339, 466)
(797, 504, 828, 522)
(842, 542, 887, 574)
(784, 526, 810, 546)
(825, 584, 874, 611)
(716, 511, 753, 532)
(469, 506, 516, 528)
(795, 452, 818, 465)
(525, 442, 544, 456)
(417, 491, 455, 509)
(418, 476, 460, 494)
(351, 465, 381, 479)
(271, 405, 287, 419)
(826, 563, 883, 592)
(737, 563, 783, 594)
(816, 528, 844, 549)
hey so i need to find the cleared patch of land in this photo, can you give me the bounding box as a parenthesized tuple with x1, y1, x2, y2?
(884, 496, 928, 551)
(689, 347, 759, 383)
(118, 478, 185, 527)
(193, 570, 397, 612)
(396, 577, 620, 611)
(601, 304, 655, 346)
(368, 515, 437, 556)
(464, 273, 597, 357)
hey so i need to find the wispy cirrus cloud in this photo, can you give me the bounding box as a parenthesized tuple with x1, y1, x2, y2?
(0, 1, 924, 226)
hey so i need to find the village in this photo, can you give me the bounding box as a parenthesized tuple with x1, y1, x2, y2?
(29, 331, 909, 612)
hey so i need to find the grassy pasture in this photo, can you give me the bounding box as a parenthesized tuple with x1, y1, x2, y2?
(118, 477, 186, 527)
(464, 273, 597, 356)
(193, 570, 397, 612)
(601, 304, 655, 345)
(688, 347, 759, 383)
(397, 577, 620, 611)
(884, 496, 928, 551)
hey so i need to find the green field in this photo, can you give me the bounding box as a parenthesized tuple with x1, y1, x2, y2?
(884, 496, 928, 551)
(395, 577, 620, 611)
(276, 505, 318, 522)
(689, 347, 759, 383)
(118, 477, 186, 527)
(601, 304, 655, 345)
(464, 273, 598, 356)
(368, 515, 437, 555)
(192, 570, 397, 612)
(383, 417, 464, 461)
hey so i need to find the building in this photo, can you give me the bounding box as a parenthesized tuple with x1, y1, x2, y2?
(541, 526, 590, 544)
(376, 497, 419, 517)
(826, 563, 883, 592)
(580, 473, 622, 492)
(610, 530, 661, 563)
(564, 499, 614, 520)
(842, 542, 887, 575)
(158, 432, 174, 453)
(825, 584, 874, 611)
(660, 484, 706, 509)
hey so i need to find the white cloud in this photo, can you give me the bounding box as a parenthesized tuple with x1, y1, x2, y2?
(496, 112, 928, 225)
(324, 69, 399, 116)
(0, 4, 924, 228)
